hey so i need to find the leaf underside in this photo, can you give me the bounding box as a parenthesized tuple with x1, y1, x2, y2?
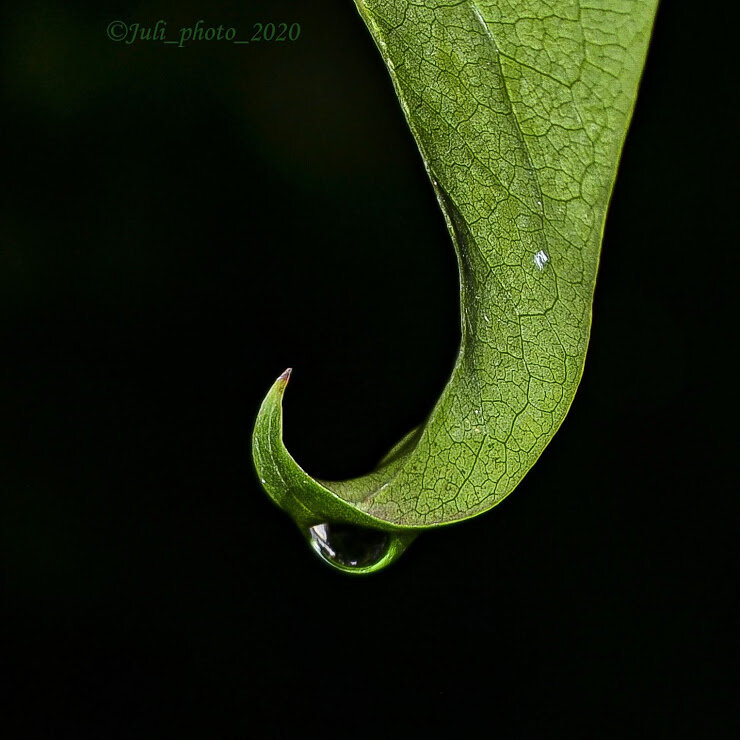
(252, 0, 658, 564)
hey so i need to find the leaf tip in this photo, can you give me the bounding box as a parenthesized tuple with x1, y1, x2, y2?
(278, 367, 292, 384)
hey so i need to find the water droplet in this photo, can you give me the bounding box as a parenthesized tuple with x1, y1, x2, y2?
(308, 523, 391, 570)
(534, 250, 549, 270)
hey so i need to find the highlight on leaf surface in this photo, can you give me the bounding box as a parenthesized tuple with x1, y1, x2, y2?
(251, 0, 659, 573)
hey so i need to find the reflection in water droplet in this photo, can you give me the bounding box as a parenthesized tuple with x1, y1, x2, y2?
(308, 523, 391, 569)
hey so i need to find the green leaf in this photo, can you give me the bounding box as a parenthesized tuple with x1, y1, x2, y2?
(252, 0, 658, 573)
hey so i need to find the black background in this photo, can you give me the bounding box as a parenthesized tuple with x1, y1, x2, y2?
(2, 0, 735, 737)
